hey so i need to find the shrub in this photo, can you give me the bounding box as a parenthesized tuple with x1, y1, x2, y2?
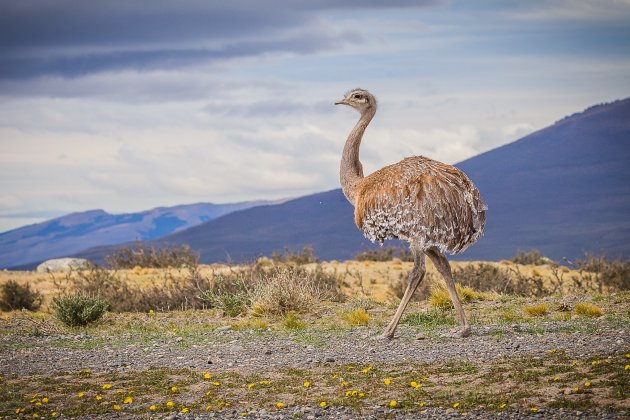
(106, 241, 199, 269)
(51, 293, 109, 327)
(55, 266, 212, 312)
(340, 308, 370, 326)
(271, 245, 319, 265)
(511, 249, 551, 265)
(0, 280, 42, 311)
(203, 275, 253, 317)
(573, 254, 630, 292)
(251, 267, 324, 316)
(574, 302, 603, 317)
(427, 281, 493, 309)
(524, 302, 549, 317)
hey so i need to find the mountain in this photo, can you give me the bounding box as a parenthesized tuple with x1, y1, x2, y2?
(23, 98, 630, 267)
(0, 201, 276, 268)
(456, 98, 630, 261)
(143, 98, 629, 263)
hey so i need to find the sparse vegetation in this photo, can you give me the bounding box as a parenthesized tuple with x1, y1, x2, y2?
(573, 254, 630, 292)
(511, 249, 551, 265)
(402, 308, 456, 329)
(51, 293, 109, 326)
(0, 280, 42, 311)
(106, 241, 199, 269)
(271, 245, 319, 264)
(282, 311, 306, 329)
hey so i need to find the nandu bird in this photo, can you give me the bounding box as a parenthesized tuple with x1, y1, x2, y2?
(335, 88, 486, 339)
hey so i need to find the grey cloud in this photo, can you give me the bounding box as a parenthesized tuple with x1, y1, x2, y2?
(0, 0, 438, 79)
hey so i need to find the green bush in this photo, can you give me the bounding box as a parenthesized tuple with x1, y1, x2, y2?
(51, 293, 109, 327)
(203, 275, 253, 317)
(0, 280, 42, 311)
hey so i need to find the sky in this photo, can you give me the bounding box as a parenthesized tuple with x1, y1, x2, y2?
(1, 0, 629, 233)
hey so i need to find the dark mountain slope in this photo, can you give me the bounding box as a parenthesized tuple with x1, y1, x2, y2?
(69, 98, 630, 265)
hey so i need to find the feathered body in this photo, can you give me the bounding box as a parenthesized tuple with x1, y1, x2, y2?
(335, 88, 486, 339)
(354, 156, 486, 254)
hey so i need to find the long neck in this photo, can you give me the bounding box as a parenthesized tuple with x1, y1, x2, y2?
(340, 106, 375, 204)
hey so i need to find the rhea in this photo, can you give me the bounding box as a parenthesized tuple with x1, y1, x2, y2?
(335, 89, 486, 339)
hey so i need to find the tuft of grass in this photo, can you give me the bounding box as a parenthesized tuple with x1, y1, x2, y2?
(574, 302, 603, 317)
(282, 312, 306, 329)
(231, 318, 269, 331)
(340, 308, 370, 326)
(524, 302, 549, 317)
(402, 308, 456, 329)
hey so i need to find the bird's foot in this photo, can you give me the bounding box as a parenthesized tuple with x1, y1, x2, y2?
(373, 331, 395, 341)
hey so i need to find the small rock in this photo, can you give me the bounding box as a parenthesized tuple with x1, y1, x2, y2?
(325, 357, 335, 363)
(175, 337, 183, 343)
(264, 348, 272, 355)
(416, 333, 426, 340)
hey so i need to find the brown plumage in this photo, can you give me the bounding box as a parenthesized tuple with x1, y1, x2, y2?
(335, 88, 486, 339)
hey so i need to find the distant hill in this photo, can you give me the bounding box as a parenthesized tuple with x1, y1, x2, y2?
(0, 201, 276, 268)
(142, 98, 628, 263)
(456, 98, 630, 261)
(20, 98, 630, 268)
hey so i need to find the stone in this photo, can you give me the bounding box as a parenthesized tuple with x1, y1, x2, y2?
(36, 257, 91, 273)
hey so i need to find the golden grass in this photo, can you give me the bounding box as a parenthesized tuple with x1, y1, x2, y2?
(340, 308, 370, 326)
(574, 302, 603, 318)
(524, 303, 549, 317)
(428, 282, 495, 309)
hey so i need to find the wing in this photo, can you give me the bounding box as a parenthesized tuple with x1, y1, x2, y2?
(354, 156, 486, 254)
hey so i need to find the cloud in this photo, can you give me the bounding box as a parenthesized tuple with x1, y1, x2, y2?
(0, 0, 438, 79)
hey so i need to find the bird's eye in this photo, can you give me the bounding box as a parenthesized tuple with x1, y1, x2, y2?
(353, 94, 362, 99)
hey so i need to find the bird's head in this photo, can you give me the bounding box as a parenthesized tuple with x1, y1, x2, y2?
(335, 88, 377, 113)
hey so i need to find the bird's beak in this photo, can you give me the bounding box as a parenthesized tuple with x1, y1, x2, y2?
(335, 98, 348, 105)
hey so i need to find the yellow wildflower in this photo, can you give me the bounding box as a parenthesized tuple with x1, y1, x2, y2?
(584, 381, 591, 387)
(320, 401, 327, 407)
(113, 404, 121, 411)
(548, 349, 556, 354)
(149, 405, 156, 411)
(276, 402, 285, 409)
(213, 381, 220, 386)
(625, 353, 629, 358)
(77, 392, 85, 398)
(171, 386, 178, 392)
(345, 390, 352, 397)
(181, 408, 189, 413)
(410, 381, 421, 388)
(33, 414, 39, 418)
(574, 386, 580, 393)
(530, 407, 538, 412)
(149, 310, 155, 313)
(96, 395, 103, 401)
(591, 360, 600, 365)
(303, 381, 311, 387)
(41, 398, 49, 404)
(389, 400, 398, 408)
(102, 384, 112, 390)
(383, 377, 392, 385)
(166, 401, 174, 408)
(247, 383, 255, 390)
(205, 405, 212, 411)
(419, 401, 426, 408)
(51, 412, 57, 417)
(124, 396, 133, 404)
(453, 402, 460, 409)
(203, 372, 212, 379)
(340, 381, 349, 387)
(499, 403, 507, 409)
(625, 364, 630, 370)
(553, 377, 560, 382)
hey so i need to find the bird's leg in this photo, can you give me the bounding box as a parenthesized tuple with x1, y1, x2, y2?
(382, 249, 425, 340)
(427, 249, 470, 337)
